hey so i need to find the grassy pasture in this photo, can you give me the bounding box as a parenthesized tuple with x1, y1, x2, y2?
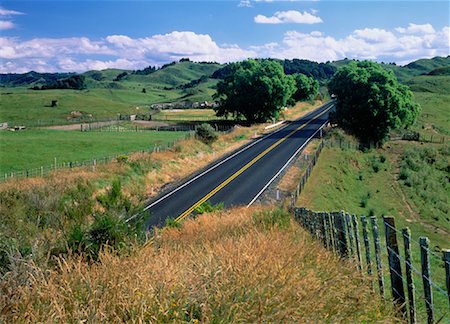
(152, 109, 221, 121)
(0, 130, 187, 174)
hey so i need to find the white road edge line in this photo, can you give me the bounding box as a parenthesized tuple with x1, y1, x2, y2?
(125, 102, 331, 223)
(246, 120, 329, 207)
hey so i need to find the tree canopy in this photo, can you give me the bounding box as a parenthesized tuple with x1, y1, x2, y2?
(329, 61, 421, 144)
(291, 73, 319, 102)
(213, 59, 296, 123)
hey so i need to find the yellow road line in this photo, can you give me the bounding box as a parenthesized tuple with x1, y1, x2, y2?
(174, 104, 333, 223)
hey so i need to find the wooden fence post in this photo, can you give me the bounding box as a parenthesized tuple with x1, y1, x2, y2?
(345, 213, 355, 257)
(420, 237, 434, 324)
(323, 212, 331, 250)
(327, 213, 336, 253)
(352, 215, 363, 271)
(336, 211, 349, 257)
(320, 212, 327, 248)
(370, 216, 385, 299)
(361, 216, 372, 275)
(402, 228, 416, 324)
(443, 249, 450, 308)
(383, 216, 406, 316)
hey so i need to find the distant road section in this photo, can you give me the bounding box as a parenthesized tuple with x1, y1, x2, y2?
(144, 101, 334, 227)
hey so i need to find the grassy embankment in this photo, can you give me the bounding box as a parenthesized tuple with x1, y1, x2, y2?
(0, 206, 394, 322)
(296, 74, 449, 322)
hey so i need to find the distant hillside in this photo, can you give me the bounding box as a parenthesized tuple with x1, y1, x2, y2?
(406, 75, 450, 94)
(330, 56, 450, 82)
(0, 71, 75, 87)
(428, 66, 450, 76)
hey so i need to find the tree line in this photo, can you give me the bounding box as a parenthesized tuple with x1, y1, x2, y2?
(214, 59, 420, 144)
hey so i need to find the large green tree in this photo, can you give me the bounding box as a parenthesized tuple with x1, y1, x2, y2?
(329, 61, 420, 144)
(214, 59, 296, 123)
(292, 73, 319, 101)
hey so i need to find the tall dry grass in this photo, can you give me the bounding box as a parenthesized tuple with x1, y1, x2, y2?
(1, 207, 395, 322)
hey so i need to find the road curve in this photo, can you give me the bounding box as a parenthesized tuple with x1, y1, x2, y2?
(144, 101, 334, 228)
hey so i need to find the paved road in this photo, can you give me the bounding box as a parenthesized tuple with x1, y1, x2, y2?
(143, 101, 334, 228)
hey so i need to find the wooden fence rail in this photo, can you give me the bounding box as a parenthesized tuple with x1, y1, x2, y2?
(294, 207, 450, 323)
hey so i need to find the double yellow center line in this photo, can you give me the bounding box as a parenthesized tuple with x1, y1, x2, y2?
(174, 104, 333, 223)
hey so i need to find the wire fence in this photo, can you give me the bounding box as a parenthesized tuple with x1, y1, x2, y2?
(0, 131, 195, 183)
(293, 208, 450, 324)
(81, 123, 235, 133)
(286, 137, 449, 322)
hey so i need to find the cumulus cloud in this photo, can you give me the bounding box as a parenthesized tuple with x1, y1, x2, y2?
(0, 7, 24, 30)
(0, 8, 24, 16)
(238, 0, 252, 7)
(0, 31, 256, 73)
(0, 20, 15, 30)
(258, 24, 449, 64)
(0, 24, 448, 73)
(396, 23, 435, 35)
(254, 10, 322, 24)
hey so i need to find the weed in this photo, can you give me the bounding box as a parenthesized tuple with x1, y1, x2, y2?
(116, 155, 129, 163)
(360, 196, 368, 208)
(252, 208, 290, 230)
(194, 201, 224, 215)
(165, 217, 181, 229)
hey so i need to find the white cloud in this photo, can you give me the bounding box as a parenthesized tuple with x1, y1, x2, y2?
(255, 10, 323, 24)
(0, 8, 24, 16)
(238, 0, 252, 7)
(0, 31, 256, 72)
(0, 20, 15, 30)
(258, 25, 449, 64)
(396, 23, 435, 35)
(0, 24, 448, 73)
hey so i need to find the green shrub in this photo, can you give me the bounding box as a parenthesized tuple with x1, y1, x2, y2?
(96, 179, 131, 212)
(116, 155, 129, 163)
(194, 201, 224, 215)
(195, 123, 218, 144)
(87, 213, 131, 259)
(252, 208, 290, 230)
(165, 217, 181, 229)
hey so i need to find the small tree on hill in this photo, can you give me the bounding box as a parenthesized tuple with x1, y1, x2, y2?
(214, 59, 296, 123)
(329, 61, 421, 145)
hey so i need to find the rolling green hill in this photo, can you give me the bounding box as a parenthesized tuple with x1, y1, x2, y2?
(0, 61, 223, 125)
(1, 57, 448, 126)
(331, 56, 450, 82)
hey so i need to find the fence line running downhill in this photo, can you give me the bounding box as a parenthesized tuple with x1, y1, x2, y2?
(288, 139, 450, 323)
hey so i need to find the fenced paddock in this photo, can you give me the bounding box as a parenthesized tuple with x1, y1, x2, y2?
(0, 132, 194, 183)
(293, 209, 449, 323)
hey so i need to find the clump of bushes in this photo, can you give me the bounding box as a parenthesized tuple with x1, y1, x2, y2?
(195, 123, 218, 144)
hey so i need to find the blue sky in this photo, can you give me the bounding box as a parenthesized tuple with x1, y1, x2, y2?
(0, 1, 449, 72)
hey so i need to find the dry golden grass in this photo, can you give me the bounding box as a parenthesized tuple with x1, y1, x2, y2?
(1, 207, 395, 323)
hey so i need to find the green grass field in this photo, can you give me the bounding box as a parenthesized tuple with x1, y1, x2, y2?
(0, 130, 187, 174)
(152, 109, 222, 121)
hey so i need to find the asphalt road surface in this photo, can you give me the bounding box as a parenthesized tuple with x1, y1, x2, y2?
(143, 101, 334, 228)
